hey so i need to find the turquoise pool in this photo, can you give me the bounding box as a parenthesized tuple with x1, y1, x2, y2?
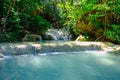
(0, 51, 120, 80)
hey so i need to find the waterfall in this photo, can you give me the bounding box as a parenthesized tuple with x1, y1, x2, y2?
(0, 42, 108, 56)
(43, 28, 71, 41)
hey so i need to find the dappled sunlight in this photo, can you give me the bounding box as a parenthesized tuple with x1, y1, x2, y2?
(17, 55, 55, 69)
(0, 0, 120, 80)
(1, 52, 120, 80)
(50, 53, 106, 80)
(61, 42, 73, 47)
(16, 45, 26, 48)
(99, 58, 115, 65)
(87, 51, 119, 66)
(30, 44, 41, 50)
(30, 57, 43, 68)
(74, 41, 104, 45)
(87, 51, 109, 56)
(17, 57, 27, 67)
(17, 56, 42, 68)
(43, 43, 57, 47)
(82, 51, 116, 66)
(38, 53, 47, 56)
(0, 41, 117, 55)
(30, 44, 41, 47)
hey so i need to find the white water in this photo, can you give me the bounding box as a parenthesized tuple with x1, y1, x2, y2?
(45, 29, 71, 40)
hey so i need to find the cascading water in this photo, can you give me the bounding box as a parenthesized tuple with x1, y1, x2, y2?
(0, 41, 115, 56)
(43, 28, 71, 41)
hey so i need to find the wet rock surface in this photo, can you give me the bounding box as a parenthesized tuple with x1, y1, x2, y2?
(0, 41, 119, 55)
(43, 29, 71, 40)
(22, 34, 42, 41)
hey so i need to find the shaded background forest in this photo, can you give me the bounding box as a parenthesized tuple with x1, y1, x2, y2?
(0, 0, 120, 44)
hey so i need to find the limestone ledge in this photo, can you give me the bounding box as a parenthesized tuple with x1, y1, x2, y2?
(0, 41, 120, 56)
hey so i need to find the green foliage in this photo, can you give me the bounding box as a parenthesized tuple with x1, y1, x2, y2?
(30, 15, 50, 34)
(106, 25, 120, 43)
(57, 1, 82, 35)
(57, 0, 120, 43)
(0, 33, 9, 42)
(0, 0, 50, 42)
(0, 0, 120, 43)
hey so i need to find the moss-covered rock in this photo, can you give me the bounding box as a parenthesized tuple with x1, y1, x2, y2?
(22, 34, 42, 41)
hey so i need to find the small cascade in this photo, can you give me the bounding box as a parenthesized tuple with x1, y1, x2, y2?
(43, 28, 71, 41)
(0, 42, 107, 56)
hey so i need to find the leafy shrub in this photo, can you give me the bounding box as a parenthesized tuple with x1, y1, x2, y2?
(0, 33, 9, 42)
(57, 0, 120, 43)
(29, 15, 50, 35)
(106, 25, 120, 43)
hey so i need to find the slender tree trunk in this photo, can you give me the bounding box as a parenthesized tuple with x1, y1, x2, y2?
(3, 0, 15, 34)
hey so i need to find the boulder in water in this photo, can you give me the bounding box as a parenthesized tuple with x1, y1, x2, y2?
(42, 34, 55, 40)
(23, 34, 42, 41)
